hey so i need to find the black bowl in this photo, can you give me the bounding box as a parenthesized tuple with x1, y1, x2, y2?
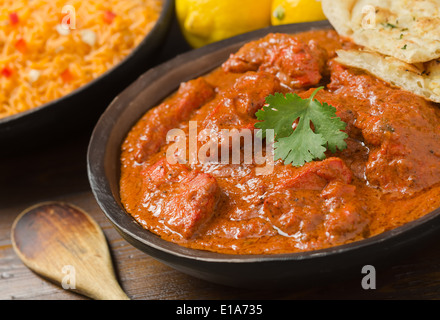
(87, 21, 440, 290)
(0, 0, 174, 154)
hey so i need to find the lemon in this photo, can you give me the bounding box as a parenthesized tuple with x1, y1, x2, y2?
(271, 0, 326, 25)
(176, 0, 272, 48)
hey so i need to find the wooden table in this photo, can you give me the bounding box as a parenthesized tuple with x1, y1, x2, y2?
(2, 19, 440, 301)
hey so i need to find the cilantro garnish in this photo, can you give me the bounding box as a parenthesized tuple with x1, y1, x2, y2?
(255, 87, 348, 167)
(382, 22, 397, 29)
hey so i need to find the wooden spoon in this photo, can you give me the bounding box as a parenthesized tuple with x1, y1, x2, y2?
(11, 201, 130, 300)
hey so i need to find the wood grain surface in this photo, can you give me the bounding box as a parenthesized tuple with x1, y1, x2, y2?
(2, 19, 440, 301)
(2, 121, 440, 301)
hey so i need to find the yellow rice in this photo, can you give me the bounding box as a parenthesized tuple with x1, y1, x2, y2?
(0, 0, 163, 119)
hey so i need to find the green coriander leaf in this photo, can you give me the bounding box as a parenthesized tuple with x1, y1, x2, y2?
(274, 115, 327, 166)
(306, 100, 348, 153)
(255, 87, 348, 167)
(255, 91, 314, 139)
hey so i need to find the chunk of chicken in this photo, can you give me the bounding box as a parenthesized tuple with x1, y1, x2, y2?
(132, 77, 215, 163)
(275, 157, 353, 191)
(223, 33, 328, 89)
(321, 181, 370, 245)
(141, 157, 220, 239)
(161, 171, 220, 239)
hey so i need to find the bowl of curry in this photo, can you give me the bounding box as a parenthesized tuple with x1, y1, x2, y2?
(88, 21, 440, 289)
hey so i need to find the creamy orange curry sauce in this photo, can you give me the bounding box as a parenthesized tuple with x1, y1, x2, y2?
(120, 30, 440, 255)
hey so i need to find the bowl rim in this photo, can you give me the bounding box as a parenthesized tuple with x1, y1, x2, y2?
(88, 20, 440, 264)
(0, 0, 174, 126)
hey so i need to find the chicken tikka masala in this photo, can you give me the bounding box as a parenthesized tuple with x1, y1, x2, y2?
(119, 30, 440, 255)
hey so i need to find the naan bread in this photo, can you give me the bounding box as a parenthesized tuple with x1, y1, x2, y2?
(322, 0, 440, 64)
(335, 49, 440, 103)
